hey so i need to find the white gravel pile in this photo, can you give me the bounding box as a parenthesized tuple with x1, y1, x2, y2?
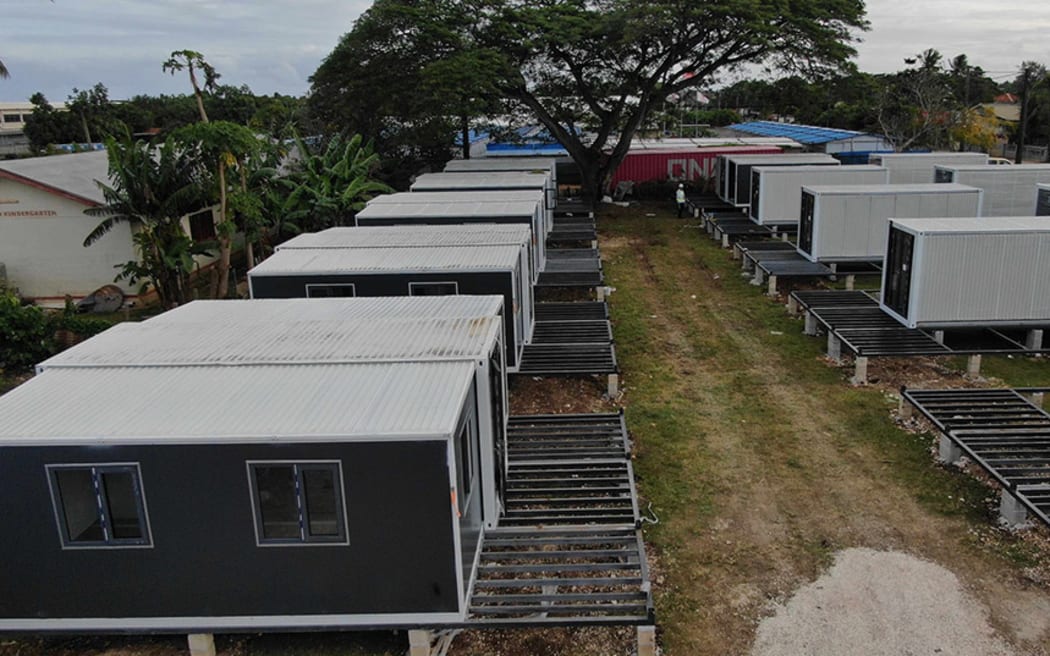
(750, 548, 1018, 656)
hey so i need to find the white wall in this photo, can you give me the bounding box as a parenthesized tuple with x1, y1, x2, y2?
(0, 180, 136, 305)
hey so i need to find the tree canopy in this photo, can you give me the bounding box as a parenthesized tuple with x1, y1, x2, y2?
(310, 0, 868, 195)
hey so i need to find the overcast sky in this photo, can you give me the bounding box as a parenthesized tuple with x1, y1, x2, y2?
(1, 0, 1048, 103)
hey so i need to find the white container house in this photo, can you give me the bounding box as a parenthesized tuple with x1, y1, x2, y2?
(934, 163, 1050, 216)
(720, 153, 839, 206)
(797, 183, 982, 262)
(868, 152, 989, 183)
(881, 217, 1050, 328)
(748, 164, 889, 225)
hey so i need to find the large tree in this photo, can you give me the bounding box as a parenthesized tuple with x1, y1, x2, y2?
(312, 0, 867, 196)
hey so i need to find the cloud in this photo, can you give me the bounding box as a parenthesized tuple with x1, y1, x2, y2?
(0, 0, 369, 101)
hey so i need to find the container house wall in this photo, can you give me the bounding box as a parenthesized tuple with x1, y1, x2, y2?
(730, 157, 839, 207)
(0, 438, 464, 629)
(1038, 185, 1050, 216)
(749, 166, 889, 224)
(883, 228, 1050, 328)
(870, 153, 988, 183)
(353, 212, 544, 280)
(939, 167, 1050, 216)
(249, 270, 527, 370)
(803, 189, 982, 262)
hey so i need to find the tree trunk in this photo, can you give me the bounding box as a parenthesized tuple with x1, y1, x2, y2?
(189, 66, 210, 123)
(461, 115, 471, 160)
(79, 113, 92, 144)
(213, 162, 232, 299)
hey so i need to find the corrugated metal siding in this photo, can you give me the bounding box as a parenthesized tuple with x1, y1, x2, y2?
(367, 190, 544, 206)
(249, 245, 521, 275)
(914, 230, 1050, 325)
(610, 146, 782, 187)
(39, 315, 502, 369)
(355, 201, 538, 221)
(277, 226, 531, 251)
(750, 165, 888, 223)
(145, 296, 504, 325)
(0, 362, 474, 442)
(870, 152, 988, 183)
(411, 172, 547, 191)
(805, 185, 982, 261)
(942, 165, 1050, 216)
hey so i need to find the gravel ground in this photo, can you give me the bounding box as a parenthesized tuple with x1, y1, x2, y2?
(750, 548, 1020, 656)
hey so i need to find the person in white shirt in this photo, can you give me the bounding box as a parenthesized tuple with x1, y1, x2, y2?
(675, 183, 686, 218)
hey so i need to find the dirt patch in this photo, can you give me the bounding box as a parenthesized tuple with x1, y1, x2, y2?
(509, 376, 620, 415)
(751, 548, 1020, 656)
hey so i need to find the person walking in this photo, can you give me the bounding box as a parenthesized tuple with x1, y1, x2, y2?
(675, 183, 687, 218)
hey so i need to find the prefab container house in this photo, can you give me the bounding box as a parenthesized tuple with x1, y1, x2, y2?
(934, 164, 1050, 216)
(352, 203, 545, 279)
(868, 152, 989, 183)
(410, 172, 554, 235)
(720, 153, 839, 206)
(0, 358, 490, 632)
(443, 156, 557, 189)
(748, 164, 889, 225)
(38, 295, 510, 533)
(881, 217, 1050, 328)
(797, 183, 982, 262)
(278, 224, 537, 283)
(248, 245, 532, 370)
(1037, 183, 1050, 216)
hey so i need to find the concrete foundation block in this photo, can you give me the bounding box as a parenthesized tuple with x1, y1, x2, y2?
(999, 492, 1029, 527)
(607, 373, 619, 398)
(787, 296, 799, 316)
(898, 397, 913, 419)
(188, 634, 216, 656)
(408, 629, 433, 656)
(1025, 329, 1044, 351)
(966, 354, 982, 378)
(637, 626, 657, 656)
(721, 233, 730, 249)
(827, 333, 843, 363)
(766, 274, 778, 297)
(932, 330, 945, 344)
(751, 270, 764, 287)
(804, 312, 818, 336)
(732, 244, 742, 260)
(851, 356, 869, 385)
(845, 274, 856, 291)
(1030, 392, 1045, 409)
(938, 435, 963, 463)
(596, 286, 606, 302)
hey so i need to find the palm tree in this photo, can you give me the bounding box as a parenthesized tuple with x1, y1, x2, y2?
(84, 135, 211, 308)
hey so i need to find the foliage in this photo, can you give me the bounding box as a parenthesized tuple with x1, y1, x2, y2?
(0, 287, 55, 371)
(84, 134, 212, 308)
(277, 133, 393, 233)
(308, 0, 505, 188)
(876, 49, 957, 151)
(164, 50, 220, 122)
(312, 0, 867, 196)
(949, 106, 1000, 152)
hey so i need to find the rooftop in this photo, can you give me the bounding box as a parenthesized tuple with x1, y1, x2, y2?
(278, 225, 530, 250)
(728, 121, 875, 145)
(0, 150, 108, 205)
(249, 244, 523, 275)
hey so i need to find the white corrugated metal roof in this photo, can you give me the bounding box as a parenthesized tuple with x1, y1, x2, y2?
(40, 315, 501, 370)
(752, 164, 885, 175)
(146, 296, 504, 324)
(937, 163, 1050, 173)
(802, 183, 980, 195)
(277, 226, 530, 250)
(891, 217, 1050, 234)
(875, 152, 988, 162)
(444, 158, 556, 174)
(356, 201, 538, 221)
(726, 153, 837, 164)
(0, 362, 473, 444)
(0, 150, 108, 204)
(411, 172, 548, 191)
(368, 190, 544, 205)
(249, 245, 521, 275)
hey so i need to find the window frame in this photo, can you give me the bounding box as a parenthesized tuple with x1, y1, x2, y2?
(246, 460, 349, 547)
(305, 283, 357, 298)
(408, 281, 459, 296)
(187, 209, 217, 241)
(45, 463, 153, 550)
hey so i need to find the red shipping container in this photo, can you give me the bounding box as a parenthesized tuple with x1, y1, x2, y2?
(610, 145, 782, 189)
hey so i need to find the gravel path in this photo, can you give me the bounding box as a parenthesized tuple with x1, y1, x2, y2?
(750, 548, 1020, 656)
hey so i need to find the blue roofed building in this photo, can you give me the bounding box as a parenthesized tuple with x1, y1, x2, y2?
(726, 121, 894, 163)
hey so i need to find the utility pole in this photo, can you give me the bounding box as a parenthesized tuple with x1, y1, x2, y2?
(1016, 62, 1035, 164)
